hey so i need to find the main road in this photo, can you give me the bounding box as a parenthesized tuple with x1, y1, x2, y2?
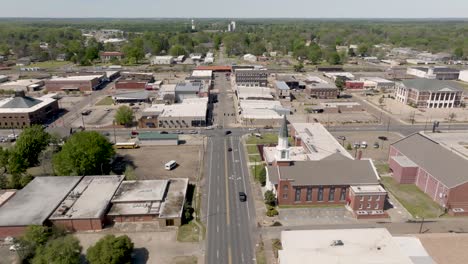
(204, 73, 257, 264)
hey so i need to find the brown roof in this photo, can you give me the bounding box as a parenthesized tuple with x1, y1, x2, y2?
(100, 51, 124, 56)
(195, 65, 232, 71)
(267, 159, 379, 186)
(392, 133, 468, 188)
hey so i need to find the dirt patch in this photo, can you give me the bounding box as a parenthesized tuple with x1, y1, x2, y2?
(115, 145, 202, 181)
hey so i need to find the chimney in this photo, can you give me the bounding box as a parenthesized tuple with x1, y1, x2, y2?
(14, 90, 26, 98)
(357, 150, 363, 160)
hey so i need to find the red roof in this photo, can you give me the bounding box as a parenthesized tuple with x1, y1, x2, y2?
(195, 65, 232, 72)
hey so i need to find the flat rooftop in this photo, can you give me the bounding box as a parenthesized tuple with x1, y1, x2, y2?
(0, 79, 43, 88)
(420, 131, 468, 159)
(0, 176, 82, 226)
(361, 77, 394, 83)
(292, 123, 353, 160)
(112, 180, 169, 203)
(237, 86, 273, 100)
(240, 108, 283, 120)
(49, 175, 123, 220)
(279, 228, 417, 264)
(49, 75, 103, 82)
(144, 98, 208, 118)
(191, 70, 213, 78)
(159, 178, 189, 218)
(350, 185, 387, 194)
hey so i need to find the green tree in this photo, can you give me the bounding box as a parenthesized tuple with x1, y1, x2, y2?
(293, 62, 304, 72)
(22, 225, 51, 247)
(53, 131, 115, 176)
(264, 190, 276, 206)
(335, 77, 346, 90)
(115, 106, 134, 127)
(257, 167, 266, 186)
(454, 47, 464, 59)
(32, 235, 81, 264)
(328, 51, 342, 65)
(357, 44, 369, 56)
(86, 235, 134, 264)
(15, 125, 51, 167)
(169, 44, 187, 56)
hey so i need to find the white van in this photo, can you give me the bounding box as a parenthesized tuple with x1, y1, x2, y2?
(165, 160, 177, 170)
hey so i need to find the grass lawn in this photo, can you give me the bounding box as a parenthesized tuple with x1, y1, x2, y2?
(172, 256, 198, 264)
(255, 241, 267, 264)
(29, 60, 72, 69)
(249, 155, 262, 163)
(247, 145, 259, 155)
(250, 164, 265, 178)
(375, 163, 391, 175)
(96, 96, 114, 106)
(177, 221, 202, 242)
(381, 176, 442, 218)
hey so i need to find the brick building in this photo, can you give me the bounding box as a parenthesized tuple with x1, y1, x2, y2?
(48, 175, 124, 231)
(107, 179, 188, 227)
(389, 133, 468, 216)
(0, 177, 82, 238)
(234, 69, 268, 87)
(0, 91, 59, 128)
(345, 80, 364, 90)
(305, 83, 338, 99)
(265, 118, 387, 218)
(395, 79, 464, 108)
(45, 75, 104, 92)
(115, 72, 155, 90)
(100, 51, 124, 62)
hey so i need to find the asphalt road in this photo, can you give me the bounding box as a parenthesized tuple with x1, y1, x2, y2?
(204, 73, 256, 264)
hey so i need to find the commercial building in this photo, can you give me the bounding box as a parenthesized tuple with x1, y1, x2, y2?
(99, 51, 124, 62)
(48, 175, 124, 232)
(395, 79, 464, 108)
(175, 82, 207, 102)
(139, 98, 208, 128)
(107, 179, 189, 227)
(150, 56, 174, 65)
(459, 69, 468, 83)
(389, 133, 468, 216)
(0, 79, 44, 92)
(234, 69, 268, 86)
(323, 72, 355, 81)
(45, 75, 105, 92)
(275, 81, 291, 99)
(236, 86, 274, 100)
(360, 77, 395, 91)
(277, 75, 304, 89)
(407, 67, 460, 80)
(112, 91, 150, 104)
(0, 91, 59, 128)
(305, 83, 338, 99)
(238, 99, 288, 127)
(0, 75, 8, 83)
(0, 176, 82, 238)
(278, 228, 434, 264)
(115, 72, 155, 90)
(137, 132, 179, 145)
(345, 80, 365, 90)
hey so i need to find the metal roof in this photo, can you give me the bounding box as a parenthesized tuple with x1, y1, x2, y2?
(392, 133, 468, 188)
(267, 159, 379, 186)
(401, 79, 464, 92)
(275, 81, 290, 90)
(0, 95, 42, 108)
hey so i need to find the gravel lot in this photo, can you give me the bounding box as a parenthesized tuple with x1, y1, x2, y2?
(116, 145, 202, 181)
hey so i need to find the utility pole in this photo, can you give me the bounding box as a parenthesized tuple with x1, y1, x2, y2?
(418, 217, 425, 234)
(386, 117, 390, 132)
(81, 114, 85, 130)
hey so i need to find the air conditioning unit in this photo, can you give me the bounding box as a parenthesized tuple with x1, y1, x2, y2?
(453, 208, 465, 213)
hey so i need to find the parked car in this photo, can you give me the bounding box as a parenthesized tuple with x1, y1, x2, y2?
(360, 141, 368, 148)
(373, 142, 380, 148)
(160, 131, 168, 134)
(225, 130, 231, 135)
(81, 110, 92, 115)
(228, 147, 233, 152)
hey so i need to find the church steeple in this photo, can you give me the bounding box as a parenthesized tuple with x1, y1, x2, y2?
(276, 115, 290, 161)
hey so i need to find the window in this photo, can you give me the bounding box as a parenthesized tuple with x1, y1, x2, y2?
(367, 203, 371, 209)
(166, 219, 174, 226)
(340, 188, 346, 201)
(306, 187, 312, 201)
(328, 187, 335, 201)
(283, 185, 288, 191)
(317, 187, 323, 201)
(359, 203, 363, 209)
(281, 150, 286, 159)
(368, 196, 372, 201)
(295, 188, 301, 202)
(282, 194, 288, 200)
(360, 196, 364, 201)
(375, 203, 379, 210)
(376, 195, 380, 201)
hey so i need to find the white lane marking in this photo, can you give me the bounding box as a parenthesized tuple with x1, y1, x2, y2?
(206, 137, 214, 240)
(217, 250, 219, 259)
(217, 205, 219, 213)
(217, 225, 219, 233)
(238, 139, 251, 221)
(241, 253, 245, 263)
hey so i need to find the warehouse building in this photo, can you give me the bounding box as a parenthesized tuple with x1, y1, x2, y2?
(49, 175, 124, 231)
(175, 82, 208, 102)
(0, 79, 44, 92)
(274, 81, 290, 99)
(0, 176, 82, 238)
(389, 133, 468, 216)
(305, 83, 338, 99)
(139, 98, 208, 128)
(150, 56, 174, 65)
(112, 90, 150, 104)
(45, 75, 105, 92)
(407, 67, 460, 80)
(107, 178, 189, 227)
(0, 91, 59, 128)
(236, 86, 274, 100)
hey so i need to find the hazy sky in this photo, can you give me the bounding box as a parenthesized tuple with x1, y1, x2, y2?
(2, 0, 468, 18)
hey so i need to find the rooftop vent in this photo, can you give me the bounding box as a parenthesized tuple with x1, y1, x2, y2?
(330, 240, 344, 246)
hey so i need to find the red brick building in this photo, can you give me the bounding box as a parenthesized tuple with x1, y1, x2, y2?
(305, 83, 338, 99)
(100, 51, 124, 63)
(345, 81, 364, 90)
(389, 133, 468, 216)
(45, 75, 104, 92)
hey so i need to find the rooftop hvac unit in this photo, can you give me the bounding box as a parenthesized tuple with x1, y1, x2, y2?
(330, 240, 344, 246)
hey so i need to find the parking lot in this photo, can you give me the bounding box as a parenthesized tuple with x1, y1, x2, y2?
(115, 145, 202, 181)
(330, 131, 403, 161)
(279, 207, 357, 226)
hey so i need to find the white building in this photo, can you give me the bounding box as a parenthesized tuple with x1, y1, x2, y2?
(459, 69, 468, 83)
(150, 56, 174, 65)
(243, 54, 257, 62)
(359, 77, 395, 91)
(0, 79, 44, 92)
(237, 86, 273, 100)
(278, 228, 434, 264)
(407, 67, 460, 80)
(323, 72, 355, 81)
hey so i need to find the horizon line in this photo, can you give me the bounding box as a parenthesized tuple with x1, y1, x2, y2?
(0, 17, 467, 20)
